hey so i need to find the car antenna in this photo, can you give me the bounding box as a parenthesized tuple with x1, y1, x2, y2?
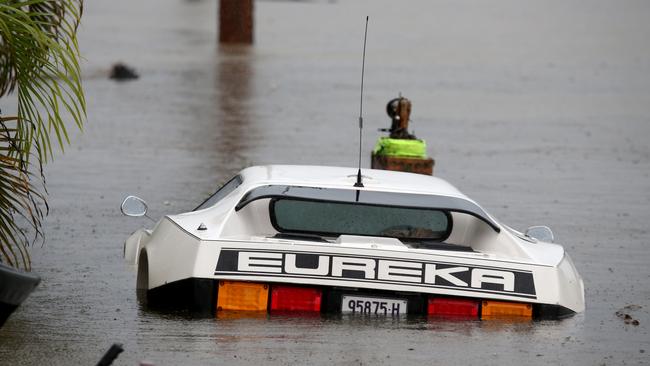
(354, 16, 369, 188)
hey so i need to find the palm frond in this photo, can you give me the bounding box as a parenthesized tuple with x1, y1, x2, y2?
(0, 117, 47, 270)
(0, 0, 84, 270)
(0, 0, 85, 160)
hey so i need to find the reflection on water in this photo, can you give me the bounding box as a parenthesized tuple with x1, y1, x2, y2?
(215, 45, 255, 171)
(216, 310, 267, 320)
(478, 318, 535, 333)
(140, 303, 536, 334)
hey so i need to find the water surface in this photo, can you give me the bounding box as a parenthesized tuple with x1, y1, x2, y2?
(1, 0, 649, 364)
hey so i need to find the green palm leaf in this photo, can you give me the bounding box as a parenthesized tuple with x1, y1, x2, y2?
(0, 0, 84, 270)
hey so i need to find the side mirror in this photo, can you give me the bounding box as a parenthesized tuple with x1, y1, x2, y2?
(121, 196, 148, 217)
(525, 225, 554, 243)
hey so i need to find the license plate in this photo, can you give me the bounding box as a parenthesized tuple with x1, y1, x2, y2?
(341, 295, 408, 316)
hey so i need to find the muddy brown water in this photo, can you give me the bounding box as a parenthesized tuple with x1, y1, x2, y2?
(1, 0, 649, 365)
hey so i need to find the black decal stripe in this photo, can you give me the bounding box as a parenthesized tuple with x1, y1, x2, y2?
(215, 250, 239, 272)
(290, 253, 323, 269)
(217, 248, 534, 273)
(215, 248, 536, 296)
(213, 271, 538, 299)
(515, 272, 536, 295)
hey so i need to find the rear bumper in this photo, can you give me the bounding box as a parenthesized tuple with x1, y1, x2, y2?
(144, 277, 576, 320)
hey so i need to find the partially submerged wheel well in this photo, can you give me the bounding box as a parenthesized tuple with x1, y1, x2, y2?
(137, 250, 149, 290)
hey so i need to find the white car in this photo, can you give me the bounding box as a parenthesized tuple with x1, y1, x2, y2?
(122, 165, 585, 319)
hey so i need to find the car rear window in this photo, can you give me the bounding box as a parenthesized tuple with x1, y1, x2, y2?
(194, 175, 243, 211)
(270, 198, 451, 241)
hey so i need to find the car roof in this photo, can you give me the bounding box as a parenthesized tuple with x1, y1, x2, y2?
(169, 165, 503, 241)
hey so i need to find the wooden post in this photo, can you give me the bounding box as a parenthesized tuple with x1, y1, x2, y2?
(219, 0, 253, 44)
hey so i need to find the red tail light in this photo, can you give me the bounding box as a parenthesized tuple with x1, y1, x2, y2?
(428, 297, 479, 318)
(270, 285, 322, 312)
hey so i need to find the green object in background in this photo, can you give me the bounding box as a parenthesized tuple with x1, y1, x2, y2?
(373, 137, 427, 158)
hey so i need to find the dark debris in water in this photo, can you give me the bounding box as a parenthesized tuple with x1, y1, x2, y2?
(110, 63, 139, 81)
(615, 305, 642, 326)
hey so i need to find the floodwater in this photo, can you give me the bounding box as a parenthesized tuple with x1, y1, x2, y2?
(1, 0, 650, 364)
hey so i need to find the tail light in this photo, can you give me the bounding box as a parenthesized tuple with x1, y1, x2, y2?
(216, 281, 269, 312)
(270, 285, 322, 312)
(428, 297, 479, 318)
(481, 300, 532, 320)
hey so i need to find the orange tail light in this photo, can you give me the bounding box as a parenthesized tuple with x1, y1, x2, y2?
(216, 281, 269, 312)
(481, 300, 533, 320)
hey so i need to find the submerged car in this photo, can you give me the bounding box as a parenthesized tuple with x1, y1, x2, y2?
(121, 165, 584, 320)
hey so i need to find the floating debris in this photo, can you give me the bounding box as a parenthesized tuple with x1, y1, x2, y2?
(615, 305, 642, 326)
(109, 63, 139, 81)
(96, 343, 123, 366)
